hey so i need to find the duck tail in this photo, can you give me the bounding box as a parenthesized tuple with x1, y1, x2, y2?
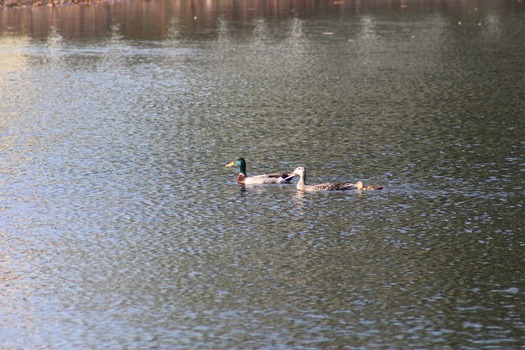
(280, 173, 295, 183)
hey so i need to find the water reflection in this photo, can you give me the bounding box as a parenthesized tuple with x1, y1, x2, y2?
(44, 25, 63, 65)
(1, 0, 523, 40)
(0, 36, 30, 73)
(100, 23, 127, 69)
(166, 16, 181, 42)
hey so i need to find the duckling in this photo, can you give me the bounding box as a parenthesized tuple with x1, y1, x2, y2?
(355, 181, 383, 190)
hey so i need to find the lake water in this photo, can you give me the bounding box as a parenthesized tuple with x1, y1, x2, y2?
(1, 0, 524, 348)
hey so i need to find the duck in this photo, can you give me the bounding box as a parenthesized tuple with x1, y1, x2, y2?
(289, 167, 356, 192)
(355, 181, 384, 190)
(225, 157, 295, 185)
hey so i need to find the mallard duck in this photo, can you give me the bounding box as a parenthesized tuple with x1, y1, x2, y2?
(225, 158, 295, 185)
(355, 181, 384, 190)
(289, 167, 356, 192)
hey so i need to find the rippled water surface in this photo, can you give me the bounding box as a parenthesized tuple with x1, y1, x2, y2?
(1, 0, 524, 348)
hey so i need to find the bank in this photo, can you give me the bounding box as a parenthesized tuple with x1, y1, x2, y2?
(1, 0, 113, 8)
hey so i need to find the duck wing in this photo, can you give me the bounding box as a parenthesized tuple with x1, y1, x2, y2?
(364, 185, 384, 190)
(258, 172, 295, 183)
(245, 172, 294, 184)
(308, 182, 355, 191)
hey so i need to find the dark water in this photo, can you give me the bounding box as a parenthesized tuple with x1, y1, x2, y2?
(1, 0, 524, 348)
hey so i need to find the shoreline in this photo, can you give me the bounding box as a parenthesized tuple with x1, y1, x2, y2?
(1, 0, 118, 8)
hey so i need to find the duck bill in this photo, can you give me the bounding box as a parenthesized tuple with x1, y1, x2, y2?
(225, 161, 236, 168)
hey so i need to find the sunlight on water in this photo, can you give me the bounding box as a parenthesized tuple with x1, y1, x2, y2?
(0, 0, 524, 348)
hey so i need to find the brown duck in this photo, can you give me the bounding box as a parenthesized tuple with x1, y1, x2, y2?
(289, 167, 356, 192)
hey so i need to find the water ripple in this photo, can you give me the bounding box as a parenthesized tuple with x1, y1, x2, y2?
(1, 3, 524, 349)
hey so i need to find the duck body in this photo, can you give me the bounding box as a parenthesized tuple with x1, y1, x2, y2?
(355, 181, 384, 190)
(290, 167, 356, 192)
(225, 158, 294, 185)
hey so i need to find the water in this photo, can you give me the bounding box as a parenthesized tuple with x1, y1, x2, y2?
(1, 0, 524, 348)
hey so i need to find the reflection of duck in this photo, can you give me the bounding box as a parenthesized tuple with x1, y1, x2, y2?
(290, 167, 356, 192)
(355, 181, 383, 191)
(225, 158, 294, 185)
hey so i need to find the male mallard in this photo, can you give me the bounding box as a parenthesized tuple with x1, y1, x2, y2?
(355, 181, 384, 190)
(289, 167, 356, 192)
(225, 157, 294, 185)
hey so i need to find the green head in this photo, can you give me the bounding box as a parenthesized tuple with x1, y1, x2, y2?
(225, 157, 247, 176)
